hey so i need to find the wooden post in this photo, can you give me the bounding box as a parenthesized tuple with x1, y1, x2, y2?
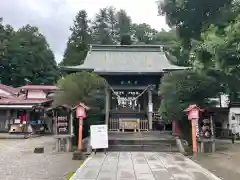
(210, 115, 216, 152)
(210, 115, 214, 138)
(148, 88, 153, 130)
(191, 119, 197, 154)
(78, 117, 83, 151)
(105, 87, 110, 126)
(70, 112, 74, 136)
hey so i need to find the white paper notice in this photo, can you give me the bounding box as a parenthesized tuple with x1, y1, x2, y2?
(148, 103, 153, 113)
(90, 125, 108, 149)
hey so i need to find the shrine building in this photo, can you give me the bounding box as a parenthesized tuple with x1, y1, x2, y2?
(62, 45, 188, 132)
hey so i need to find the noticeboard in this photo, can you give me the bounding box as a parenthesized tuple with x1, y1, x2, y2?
(90, 125, 108, 149)
(56, 116, 69, 134)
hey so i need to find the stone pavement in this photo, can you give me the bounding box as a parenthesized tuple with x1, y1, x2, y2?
(70, 152, 221, 180)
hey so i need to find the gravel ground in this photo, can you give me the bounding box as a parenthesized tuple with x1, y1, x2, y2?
(192, 140, 240, 180)
(0, 136, 80, 180)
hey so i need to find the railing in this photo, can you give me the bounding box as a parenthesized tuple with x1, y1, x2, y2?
(108, 118, 119, 131)
(140, 119, 149, 131)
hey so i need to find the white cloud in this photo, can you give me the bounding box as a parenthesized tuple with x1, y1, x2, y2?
(0, 0, 168, 62)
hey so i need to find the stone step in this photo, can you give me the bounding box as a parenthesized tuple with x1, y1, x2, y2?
(109, 139, 176, 146)
(108, 144, 179, 152)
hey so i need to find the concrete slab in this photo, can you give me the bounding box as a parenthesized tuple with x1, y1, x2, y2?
(70, 152, 221, 180)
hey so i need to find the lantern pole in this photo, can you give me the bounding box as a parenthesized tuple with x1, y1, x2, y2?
(184, 104, 203, 156)
(74, 103, 89, 152)
(191, 119, 197, 155)
(78, 116, 83, 151)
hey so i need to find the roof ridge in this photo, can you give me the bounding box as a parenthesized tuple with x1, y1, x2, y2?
(90, 44, 164, 52)
(0, 84, 19, 95)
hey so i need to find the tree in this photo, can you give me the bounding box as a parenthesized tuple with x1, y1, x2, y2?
(107, 7, 118, 44)
(152, 29, 190, 66)
(61, 10, 92, 66)
(2, 24, 59, 86)
(120, 34, 132, 45)
(92, 8, 113, 44)
(54, 72, 106, 145)
(116, 9, 132, 41)
(158, 0, 234, 47)
(192, 14, 240, 98)
(0, 19, 14, 83)
(132, 23, 158, 44)
(159, 70, 222, 141)
(54, 72, 105, 108)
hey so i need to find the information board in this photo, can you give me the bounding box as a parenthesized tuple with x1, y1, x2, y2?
(56, 116, 69, 134)
(90, 125, 108, 149)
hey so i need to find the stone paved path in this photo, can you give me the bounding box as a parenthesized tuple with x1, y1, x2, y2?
(70, 152, 221, 180)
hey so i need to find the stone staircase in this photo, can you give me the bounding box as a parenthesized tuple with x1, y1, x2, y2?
(108, 131, 178, 152)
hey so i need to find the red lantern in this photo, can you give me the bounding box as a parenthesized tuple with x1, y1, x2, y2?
(184, 104, 204, 120)
(76, 106, 86, 118)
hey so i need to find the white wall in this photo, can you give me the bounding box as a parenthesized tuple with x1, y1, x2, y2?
(27, 90, 46, 99)
(0, 89, 11, 96)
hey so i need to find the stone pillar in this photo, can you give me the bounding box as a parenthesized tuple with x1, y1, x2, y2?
(70, 112, 74, 136)
(148, 87, 153, 130)
(105, 87, 110, 126)
(6, 110, 11, 131)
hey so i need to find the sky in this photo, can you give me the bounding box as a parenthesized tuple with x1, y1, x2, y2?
(0, 0, 169, 63)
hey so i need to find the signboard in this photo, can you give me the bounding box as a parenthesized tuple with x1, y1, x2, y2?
(148, 103, 153, 113)
(90, 125, 108, 149)
(56, 116, 69, 135)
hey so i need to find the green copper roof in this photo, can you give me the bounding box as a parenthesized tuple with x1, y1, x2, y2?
(62, 45, 189, 74)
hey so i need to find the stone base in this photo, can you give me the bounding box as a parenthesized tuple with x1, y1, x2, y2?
(72, 151, 85, 160)
(34, 147, 44, 153)
(55, 135, 73, 152)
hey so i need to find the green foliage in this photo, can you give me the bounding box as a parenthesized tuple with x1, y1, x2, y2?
(92, 8, 114, 45)
(0, 21, 59, 87)
(158, 0, 234, 46)
(61, 10, 92, 66)
(107, 7, 118, 44)
(159, 70, 221, 121)
(154, 29, 191, 66)
(131, 23, 158, 44)
(60, 6, 190, 67)
(192, 14, 240, 94)
(54, 72, 106, 112)
(120, 34, 132, 45)
(116, 9, 132, 41)
(158, 0, 240, 121)
(55, 72, 106, 145)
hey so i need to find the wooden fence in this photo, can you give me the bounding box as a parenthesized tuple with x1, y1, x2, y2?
(108, 118, 149, 131)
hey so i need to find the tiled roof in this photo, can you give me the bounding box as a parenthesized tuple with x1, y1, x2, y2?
(20, 85, 58, 91)
(0, 97, 52, 105)
(62, 45, 189, 74)
(0, 84, 19, 95)
(0, 93, 12, 98)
